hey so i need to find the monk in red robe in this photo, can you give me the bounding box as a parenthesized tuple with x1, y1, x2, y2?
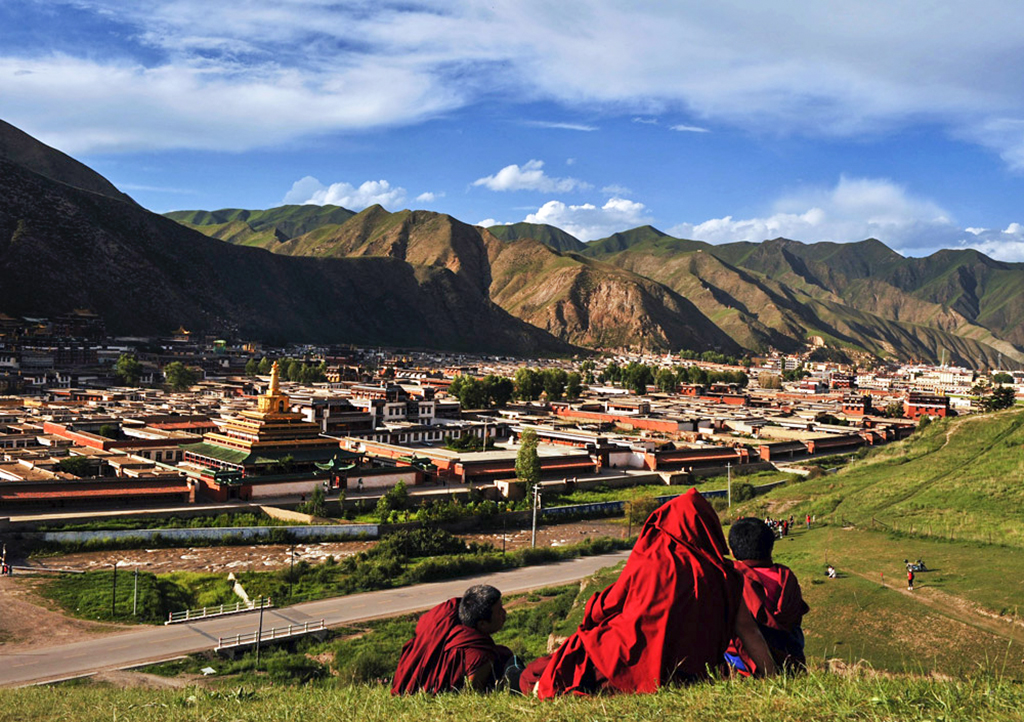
(725, 517, 810, 673)
(520, 488, 776, 697)
(392, 584, 512, 694)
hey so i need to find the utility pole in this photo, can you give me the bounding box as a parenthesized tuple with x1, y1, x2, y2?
(111, 563, 117, 618)
(255, 596, 265, 668)
(132, 567, 139, 617)
(727, 462, 732, 509)
(531, 484, 541, 548)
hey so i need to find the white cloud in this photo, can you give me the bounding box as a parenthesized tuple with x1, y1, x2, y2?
(669, 124, 709, 133)
(473, 160, 591, 193)
(284, 176, 406, 210)
(524, 121, 598, 131)
(0, 55, 460, 154)
(954, 223, 1024, 262)
(632, 117, 659, 125)
(601, 184, 632, 195)
(667, 175, 1024, 260)
(7, 2, 1024, 164)
(477, 218, 501, 227)
(416, 191, 444, 203)
(525, 197, 652, 241)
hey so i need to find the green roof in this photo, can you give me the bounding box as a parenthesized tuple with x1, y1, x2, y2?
(180, 442, 252, 465)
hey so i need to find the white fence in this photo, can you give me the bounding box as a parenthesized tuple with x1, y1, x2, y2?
(166, 597, 272, 625)
(216, 619, 327, 652)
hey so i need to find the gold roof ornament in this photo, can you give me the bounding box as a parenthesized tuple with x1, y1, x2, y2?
(269, 360, 281, 396)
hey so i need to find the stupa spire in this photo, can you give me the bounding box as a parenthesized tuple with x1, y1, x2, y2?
(269, 360, 281, 396)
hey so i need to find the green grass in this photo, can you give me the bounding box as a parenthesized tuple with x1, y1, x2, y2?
(1, 667, 1022, 721)
(39, 570, 224, 624)
(541, 471, 787, 507)
(763, 525, 1024, 678)
(37, 512, 292, 532)
(758, 410, 1024, 548)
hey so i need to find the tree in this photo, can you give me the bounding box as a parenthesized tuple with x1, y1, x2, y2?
(541, 368, 567, 401)
(297, 484, 327, 517)
(758, 372, 782, 389)
(115, 353, 142, 387)
(514, 368, 542, 401)
(57, 456, 93, 477)
(992, 372, 1014, 385)
(565, 372, 583, 401)
(487, 375, 515, 408)
(257, 357, 272, 375)
(97, 424, 117, 439)
(981, 385, 1016, 412)
(164, 362, 200, 391)
(244, 358, 259, 376)
(655, 368, 677, 393)
(515, 428, 541, 492)
(376, 481, 408, 523)
(882, 402, 904, 418)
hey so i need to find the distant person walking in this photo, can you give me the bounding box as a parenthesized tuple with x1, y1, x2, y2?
(805, 514, 811, 529)
(907, 569, 915, 591)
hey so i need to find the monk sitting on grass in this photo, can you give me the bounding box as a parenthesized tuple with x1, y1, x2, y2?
(519, 488, 777, 697)
(725, 517, 810, 673)
(392, 584, 514, 694)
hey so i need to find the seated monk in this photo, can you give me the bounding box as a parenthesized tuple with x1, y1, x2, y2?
(520, 489, 776, 697)
(725, 517, 810, 673)
(392, 584, 512, 694)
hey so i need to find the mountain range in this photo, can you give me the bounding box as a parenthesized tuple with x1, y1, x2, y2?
(1, 118, 1021, 367)
(166, 205, 1024, 368)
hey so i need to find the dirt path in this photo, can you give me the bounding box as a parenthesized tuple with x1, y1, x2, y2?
(0, 575, 132, 653)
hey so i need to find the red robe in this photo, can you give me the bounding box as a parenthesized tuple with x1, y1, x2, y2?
(531, 488, 743, 697)
(727, 561, 809, 671)
(391, 598, 511, 694)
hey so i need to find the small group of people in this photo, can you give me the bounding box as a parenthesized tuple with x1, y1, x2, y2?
(393, 489, 809, 698)
(762, 515, 794, 538)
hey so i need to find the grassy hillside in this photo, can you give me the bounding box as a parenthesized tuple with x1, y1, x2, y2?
(165, 205, 355, 241)
(759, 409, 1024, 549)
(486, 222, 587, 253)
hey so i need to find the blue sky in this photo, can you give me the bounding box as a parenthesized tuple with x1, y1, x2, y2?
(3, 1, 1024, 260)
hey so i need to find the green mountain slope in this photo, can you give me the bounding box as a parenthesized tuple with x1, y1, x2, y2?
(165, 205, 356, 250)
(486, 222, 587, 253)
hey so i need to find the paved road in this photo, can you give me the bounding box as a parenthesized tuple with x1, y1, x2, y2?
(0, 550, 630, 688)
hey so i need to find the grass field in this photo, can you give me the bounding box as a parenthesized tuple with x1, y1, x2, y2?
(1, 664, 1022, 722)
(759, 409, 1024, 548)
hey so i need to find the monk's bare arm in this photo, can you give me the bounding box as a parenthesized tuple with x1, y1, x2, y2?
(734, 605, 778, 677)
(466, 660, 495, 691)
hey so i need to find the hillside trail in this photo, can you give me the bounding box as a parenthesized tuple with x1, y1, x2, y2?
(842, 567, 1024, 646)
